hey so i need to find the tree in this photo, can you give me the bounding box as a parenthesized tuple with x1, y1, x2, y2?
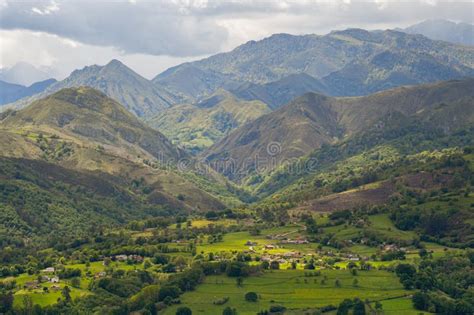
(336, 299, 352, 315)
(159, 286, 181, 301)
(374, 301, 383, 314)
(62, 285, 72, 303)
(412, 292, 430, 311)
(245, 292, 258, 302)
(335, 279, 341, 287)
(173, 256, 188, 271)
(352, 278, 359, 287)
(353, 298, 366, 315)
(0, 292, 13, 313)
(270, 261, 280, 270)
(236, 277, 243, 287)
(176, 306, 192, 315)
(222, 307, 237, 315)
(71, 277, 81, 288)
(153, 254, 169, 265)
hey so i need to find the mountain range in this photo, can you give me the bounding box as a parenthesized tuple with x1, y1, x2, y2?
(4, 23, 473, 122)
(5, 60, 181, 117)
(203, 78, 474, 181)
(155, 28, 473, 101)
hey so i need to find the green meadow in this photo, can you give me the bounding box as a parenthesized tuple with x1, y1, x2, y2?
(164, 269, 411, 315)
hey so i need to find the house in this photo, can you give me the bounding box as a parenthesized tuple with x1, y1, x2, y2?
(50, 277, 60, 283)
(24, 281, 40, 289)
(283, 252, 301, 258)
(95, 271, 106, 279)
(383, 244, 399, 251)
(280, 238, 309, 244)
(115, 254, 128, 261)
(129, 255, 144, 263)
(264, 244, 276, 250)
(51, 285, 61, 291)
(245, 240, 257, 246)
(42, 267, 55, 273)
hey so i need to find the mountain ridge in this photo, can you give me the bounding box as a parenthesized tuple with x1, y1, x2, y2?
(5, 59, 181, 117)
(203, 78, 474, 181)
(154, 29, 474, 101)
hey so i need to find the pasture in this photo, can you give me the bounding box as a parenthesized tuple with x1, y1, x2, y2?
(163, 269, 411, 315)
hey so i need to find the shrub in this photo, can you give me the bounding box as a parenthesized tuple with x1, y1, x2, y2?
(245, 291, 258, 302)
(176, 306, 192, 315)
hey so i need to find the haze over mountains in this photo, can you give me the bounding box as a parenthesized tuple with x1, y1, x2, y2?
(0, 62, 54, 86)
(402, 19, 474, 46)
(0, 78, 56, 105)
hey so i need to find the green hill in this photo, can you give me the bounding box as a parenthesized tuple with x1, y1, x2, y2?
(0, 88, 244, 221)
(204, 78, 474, 181)
(147, 89, 271, 153)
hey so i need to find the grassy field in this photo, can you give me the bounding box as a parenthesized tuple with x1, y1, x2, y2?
(368, 214, 417, 241)
(163, 269, 411, 315)
(196, 226, 309, 255)
(322, 213, 416, 244)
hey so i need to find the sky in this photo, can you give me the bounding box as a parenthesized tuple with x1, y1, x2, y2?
(0, 0, 473, 80)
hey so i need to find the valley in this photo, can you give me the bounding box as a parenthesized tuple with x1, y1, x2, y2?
(0, 18, 473, 315)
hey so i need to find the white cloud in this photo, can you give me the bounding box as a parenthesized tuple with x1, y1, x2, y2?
(0, 29, 202, 80)
(31, 0, 60, 15)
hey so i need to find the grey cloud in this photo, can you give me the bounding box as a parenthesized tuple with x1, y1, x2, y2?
(0, 0, 229, 57)
(0, 0, 472, 58)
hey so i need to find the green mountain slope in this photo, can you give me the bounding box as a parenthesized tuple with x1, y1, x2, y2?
(204, 78, 474, 181)
(231, 73, 328, 109)
(0, 87, 242, 217)
(146, 89, 271, 153)
(1, 87, 184, 163)
(154, 30, 473, 100)
(0, 157, 164, 247)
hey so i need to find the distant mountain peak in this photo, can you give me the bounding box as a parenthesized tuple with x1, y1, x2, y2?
(402, 19, 474, 46)
(8, 59, 179, 117)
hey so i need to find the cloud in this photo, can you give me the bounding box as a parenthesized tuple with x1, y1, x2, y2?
(0, 0, 229, 57)
(1, 0, 472, 58)
(0, 29, 204, 80)
(0, 0, 472, 80)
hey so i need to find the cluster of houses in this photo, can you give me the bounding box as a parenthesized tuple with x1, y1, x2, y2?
(245, 238, 309, 252)
(280, 238, 309, 244)
(40, 267, 60, 283)
(111, 254, 144, 263)
(24, 267, 60, 290)
(260, 251, 304, 263)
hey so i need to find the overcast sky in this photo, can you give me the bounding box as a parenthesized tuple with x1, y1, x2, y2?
(0, 0, 473, 80)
